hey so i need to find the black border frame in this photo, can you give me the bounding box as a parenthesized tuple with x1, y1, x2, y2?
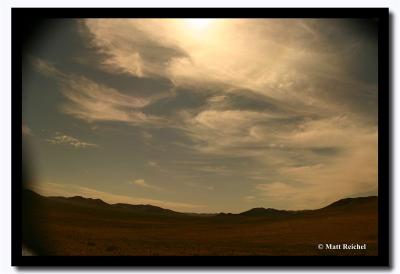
(12, 7, 390, 267)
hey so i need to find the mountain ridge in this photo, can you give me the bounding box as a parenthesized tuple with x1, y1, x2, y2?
(23, 188, 378, 216)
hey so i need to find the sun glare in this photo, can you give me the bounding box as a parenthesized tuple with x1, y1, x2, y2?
(185, 19, 213, 31)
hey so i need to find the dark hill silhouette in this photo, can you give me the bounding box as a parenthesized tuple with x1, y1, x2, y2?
(23, 188, 377, 216)
(232, 196, 378, 217)
(23, 188, 42, 200)
(321, 196, 378, 210)
(51, 195, 110, 208)
(113, 203, 180, 215)
(238, 207, 298, 217)
(23, 189, 182, 216)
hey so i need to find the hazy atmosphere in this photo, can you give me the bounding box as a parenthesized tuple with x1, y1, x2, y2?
(22, 18, 378, 213)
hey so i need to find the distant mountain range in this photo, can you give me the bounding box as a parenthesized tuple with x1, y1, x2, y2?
(23, 189, 378, 217)
(23, 189, 182, 216)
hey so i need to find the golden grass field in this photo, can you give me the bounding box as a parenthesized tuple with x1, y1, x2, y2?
(22, 190, 378, 256)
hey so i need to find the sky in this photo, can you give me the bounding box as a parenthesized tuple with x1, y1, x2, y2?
(22, 18, 378, 213)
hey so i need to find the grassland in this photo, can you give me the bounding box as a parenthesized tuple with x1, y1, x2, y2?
(22, 190, 378, 256)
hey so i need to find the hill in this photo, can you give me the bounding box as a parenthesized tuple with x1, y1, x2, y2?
(22, 189, 378, 256)
(23, 189, 181, 216)
(238, 207, 299, 217)
(321, 196, 378, 211)
(23, 189, 378, 217)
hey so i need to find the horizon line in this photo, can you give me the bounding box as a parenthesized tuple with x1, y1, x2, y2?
(23, 188, 378, 215)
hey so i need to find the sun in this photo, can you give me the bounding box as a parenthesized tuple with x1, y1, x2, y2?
(185, 19, 213, 31)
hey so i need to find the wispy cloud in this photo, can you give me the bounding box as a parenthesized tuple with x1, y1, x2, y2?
(27, 19, 378, 210)
(193, 165, 233, 176)
(243, 195, 255, 203)
(255, 134, 377, 210)
(61, 76, 164, 125)
(147, 161, 159, 167)
(130, 179, 164, 191)
(32, 57, 63, 78)
(185, 182, 214, 191)
(83, 19, 189, 78)
(81, 19, 377, 131)
(82, 19, 377, 110)
(33, 57, 166, 126)
(46, 132, 98, 148)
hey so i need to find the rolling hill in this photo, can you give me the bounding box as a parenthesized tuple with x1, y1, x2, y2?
(22, 189, 378, 256)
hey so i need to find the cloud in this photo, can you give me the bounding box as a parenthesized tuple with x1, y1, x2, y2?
(141, 131, 153, 140)
(130, 179, 164, 191)
(83, 19, 188, 78)
(147, 161, 159, 167)
(28, 20, 378, 210)
(33, 57, 167, 126)
(185, 182, 214, 191)
(46, 132, 98, 148)
(80, 19, 378, 140)
(29, 182, 204, 212)
(245, 115, 378, 209)
(180, 109, 301, 157)
(243, 195, 255, 203)
(32, 57, 64, 78)
(22, 124, 33, 136)
(256, 182, 309, 209)
(81, 19, 377, 114)
(192, 165, 233, 176)
(255, 131, 377, 210)
(179, 108, 377, 209)
(61, 76, 164, 125)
